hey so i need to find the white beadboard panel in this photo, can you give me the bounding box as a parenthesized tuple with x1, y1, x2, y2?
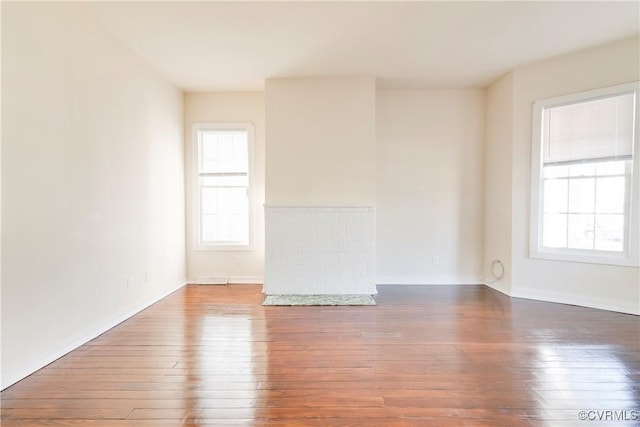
(265, 206, 376, 295)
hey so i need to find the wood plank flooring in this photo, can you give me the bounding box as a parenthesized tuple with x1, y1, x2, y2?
(1, 284, 638, 426)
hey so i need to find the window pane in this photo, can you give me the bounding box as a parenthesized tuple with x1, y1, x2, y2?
(568, 178, 594, 213)
(543, 214, 567, 248)
(200, 187, 249, 244)
(543, 179, 568, 213)
(543, 165, 568, 178)
(596, 160, 626, 176)
(200, 130, 248, 174)
(595, 214, 624, 252)
(567, 214, 594, 250)
(596, 177, 625, 214)
(568, 163, 595, 177)
(201, 133, 219, 160)
(217, 187, 233, 240)
(231, 187, 247, 214)
(229, 187, 249, 241)
(201, 187, 218, 214)
(201, 214, 218, 242)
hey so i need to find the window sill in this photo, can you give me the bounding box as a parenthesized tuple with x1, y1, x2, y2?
(194, 244, 254, 252)
(530, 248, 639, 267)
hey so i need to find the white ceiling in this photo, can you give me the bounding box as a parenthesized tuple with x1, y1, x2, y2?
(86, 1, 640, 92)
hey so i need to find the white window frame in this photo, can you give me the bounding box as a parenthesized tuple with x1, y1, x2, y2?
(529, 82, 640, 267)
(192, 122, 255, 251)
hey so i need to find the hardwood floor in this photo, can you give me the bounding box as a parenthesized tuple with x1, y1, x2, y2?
(1, 285, 638, 426)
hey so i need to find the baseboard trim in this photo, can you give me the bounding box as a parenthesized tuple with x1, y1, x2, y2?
(377, 276, 481, 285)
(481, 281, 511, 296)
(510, 286, 639, 315)
(1, 279, 187, 390)
(186, 276, 264, 285)
(229, 276, 264, 284)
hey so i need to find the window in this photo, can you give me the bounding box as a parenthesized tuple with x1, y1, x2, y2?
(530, 82, 640, 266)
(193, 123, 254, 250)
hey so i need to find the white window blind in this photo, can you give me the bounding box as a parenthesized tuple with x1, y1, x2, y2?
(543, 92, 634, 165)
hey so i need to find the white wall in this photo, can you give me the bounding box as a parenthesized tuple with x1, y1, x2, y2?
(265, 77, 376, 205)
(376, 90, 485, 284)
(1, 3, 186, 388)
(184, 93, 265, 284)
(509, 37, 640, 314)
(483, 73, 514, 294)
(0, 1, 3, 383)
(264, 77, 376, 295)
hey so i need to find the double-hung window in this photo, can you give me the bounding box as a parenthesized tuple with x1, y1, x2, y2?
(530, 82, 640, 266)
(194, 123, 254, 250)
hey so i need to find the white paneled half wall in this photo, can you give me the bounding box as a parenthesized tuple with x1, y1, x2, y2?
(264, 206, 376, 295)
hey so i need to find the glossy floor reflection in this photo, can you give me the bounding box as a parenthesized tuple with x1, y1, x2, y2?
(1, 285, 638, 426)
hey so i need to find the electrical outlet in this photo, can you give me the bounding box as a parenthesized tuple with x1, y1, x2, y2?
(234, 256, 240, 265)
(127, 276, 133, 290)
(432, 256, 441, 266)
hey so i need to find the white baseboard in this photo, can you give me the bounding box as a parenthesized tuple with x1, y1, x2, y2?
(196, 276, 228, 285)
(376, 276, 482, 285)
(187, 276, 264, 285)
(482, 280, 511, 296)
(510, 286, 639, 315)
(1, 279, 187, 390)
(229, 276, 264, 284)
